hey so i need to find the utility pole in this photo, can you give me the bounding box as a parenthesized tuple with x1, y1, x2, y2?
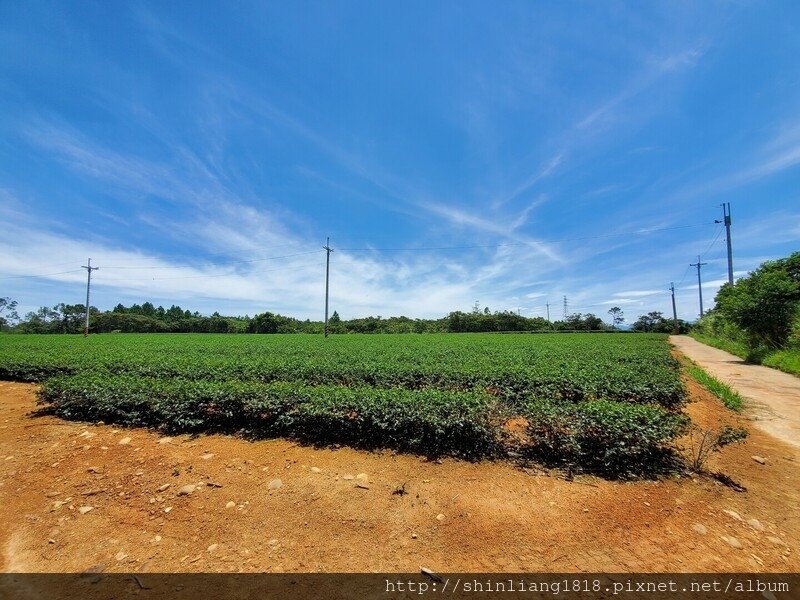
(689, 256, 708, 318)
(670, 282, 678, 333)
(546, 302, 550, 322)
(323, 238, 333, 337)
(716, 203, 734, 285)
(81, 258, 99, 336)
(563, 296, 568, 320)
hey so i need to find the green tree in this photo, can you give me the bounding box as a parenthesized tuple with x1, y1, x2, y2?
(715, 253, 800, 348)
(633, 311, 665, 333)
(0, 297, 19, 329)
(249, 312, 279, 334)
(607, 306, 624, 329)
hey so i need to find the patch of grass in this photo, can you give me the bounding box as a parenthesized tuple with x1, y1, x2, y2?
(684, 363, 744, 411)
(762, 350, 800, 377)
(690, 332, 749, 360)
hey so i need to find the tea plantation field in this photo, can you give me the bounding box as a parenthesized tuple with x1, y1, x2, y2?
(0, 333, 688, 476)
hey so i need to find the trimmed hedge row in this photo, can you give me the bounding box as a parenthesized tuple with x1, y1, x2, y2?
(0, 333, 686, 409)
(38, 373, 688, 474)
(524, 398, 689, 476)
(38, 374, 503, 460)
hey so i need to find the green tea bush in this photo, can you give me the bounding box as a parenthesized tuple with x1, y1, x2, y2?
(38, 374, 501, 459)
(7, 333, 691, 474)
(524, 398, 689, 476)
(2, 333, 685, 409)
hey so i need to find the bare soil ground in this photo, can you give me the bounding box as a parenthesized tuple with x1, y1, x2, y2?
(0, 370, 797, 573)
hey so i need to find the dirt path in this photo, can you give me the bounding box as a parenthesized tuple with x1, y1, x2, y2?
(670, 336, 800, 448)
(0, 378, 797, 573)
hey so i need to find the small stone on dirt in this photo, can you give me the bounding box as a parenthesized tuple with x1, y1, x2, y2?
(692, 523, 707, 535)
(436, 513, 445, 521)
(45, 491, 60, 498)
(751, 455, 767, 465)
(723, 509, 743, 521)
(411, 533, 417, 539)
(158, 484, 170, 492)
(225, 501, 236, 509)
(356, 473, 368, 482)
(158, 437, 172, 444)
(207, 544, 218, 553)
(721, 535, 743, 549)
(747, 518, 765, 531)
(767, 536, 786, 546)
(420, 567, 443, 582)
(355, 482, 370, 489)
(177, 484, 195, 496)
(78, 506, 94, 515)
(268, 479, 282, 490)
(164, 507, 172, 513)
(115, 551, 127, 562)
(342, 474, 354, 480)
(118, 437, 131, 445)
(310, 467, 321, 473)
(201, 453, 214, 460)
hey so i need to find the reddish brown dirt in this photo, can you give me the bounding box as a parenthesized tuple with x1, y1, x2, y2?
(0, 376, 797, 573)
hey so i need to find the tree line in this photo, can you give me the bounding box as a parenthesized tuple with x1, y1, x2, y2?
(0, 298, 689, 335)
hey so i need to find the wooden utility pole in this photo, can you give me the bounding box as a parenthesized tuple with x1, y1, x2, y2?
(323, 238, 333, 337)
(689, 256, 708, 317)
(81, 258, 99, 336)
(670, 282, 678, 333)
(722, 203, 734, 285)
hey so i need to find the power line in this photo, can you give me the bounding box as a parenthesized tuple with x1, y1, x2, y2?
(699, 226, 724, 260)
(98, 261, 323, 282)
(102, 250, 323, 270)
(338, 223, 715, 252)
(0, 269, 84, 280)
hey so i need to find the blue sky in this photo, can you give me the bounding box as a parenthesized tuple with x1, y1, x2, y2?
(1, 1, 799, 323)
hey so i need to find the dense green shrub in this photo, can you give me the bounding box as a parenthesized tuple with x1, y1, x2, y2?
(38, 374, 502, 459)
(0, 333, 686, 408)
(714, 252, 800, 349)
(7, 333, 690, 474)
(523, 398, 688, 476)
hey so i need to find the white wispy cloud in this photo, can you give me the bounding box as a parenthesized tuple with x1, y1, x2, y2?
(417, 202, 563, 263)
(575, 46, 707, 132)
(491, 154, 563, 208)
